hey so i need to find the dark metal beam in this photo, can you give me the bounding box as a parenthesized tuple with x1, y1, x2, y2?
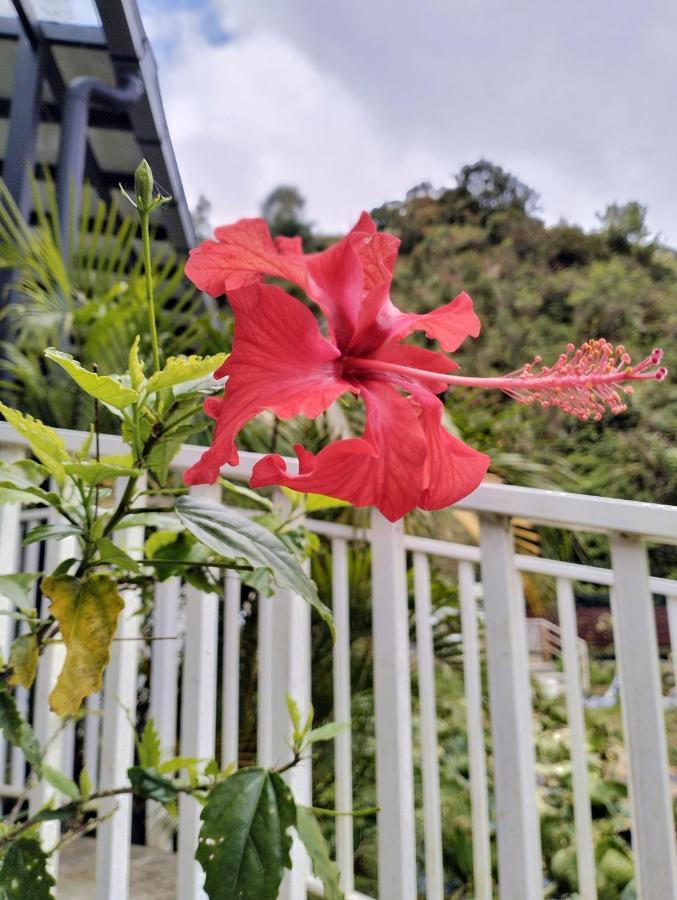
(0, 98, 133, 131)
(1, 36, 43, 217)
(94, 0, 197, 255)
(56, 73, 144, 253)
(0, 16, 106, 48)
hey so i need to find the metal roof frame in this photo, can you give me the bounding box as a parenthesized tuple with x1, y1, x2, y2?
(0, 0, 196, 253)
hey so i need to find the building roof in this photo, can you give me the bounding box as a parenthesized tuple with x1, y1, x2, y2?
(0, 0, 196, 255)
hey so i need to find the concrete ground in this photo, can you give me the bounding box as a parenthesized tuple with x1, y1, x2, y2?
(58, 839, 177, 899)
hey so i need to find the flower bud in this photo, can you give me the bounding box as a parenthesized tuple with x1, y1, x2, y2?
(134, 159, 154, 211)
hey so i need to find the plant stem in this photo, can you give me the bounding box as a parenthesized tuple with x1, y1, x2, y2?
(140, 211, 161, 372)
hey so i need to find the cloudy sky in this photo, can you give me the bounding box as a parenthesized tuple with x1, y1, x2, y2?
(140, 0, 677, 245)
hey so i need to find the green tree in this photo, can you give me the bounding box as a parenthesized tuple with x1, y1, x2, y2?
(261, 185, 313, 245)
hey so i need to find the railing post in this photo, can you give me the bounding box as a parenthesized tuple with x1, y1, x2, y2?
(458, 561, 492, 900)
(177, 486, 220, 900)
(479, 514, 542, 899)
(331, 537, 355, 894)
(556, 578, 596, 900)
(30, 526, 79, 879)
(668, 595, 677, 697)
(609, 534, 677, 898)
(413, 551, 444, 900)
(146, 576, 181, 851)
(221, 571, 241, 770)
(258, 491, 312, 899)
(0, 445, 24, 781)
(369, 510, 417, 900)
(95, 481, 146, 900)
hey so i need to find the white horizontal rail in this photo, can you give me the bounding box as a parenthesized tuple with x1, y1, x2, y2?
(2, 420, 676, 541)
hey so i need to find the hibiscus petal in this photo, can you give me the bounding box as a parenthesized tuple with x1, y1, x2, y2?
(184, 218, 308, 297)
(183, 283, 351, 485)
(390, 291, 481, 352)
(409, 386, 490, 509)
(250, 379, 427, 521)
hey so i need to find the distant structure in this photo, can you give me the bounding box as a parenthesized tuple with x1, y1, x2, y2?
(0, 0, 195, 260)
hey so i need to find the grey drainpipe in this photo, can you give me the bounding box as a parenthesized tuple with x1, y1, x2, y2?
(56, 73, 145, 257)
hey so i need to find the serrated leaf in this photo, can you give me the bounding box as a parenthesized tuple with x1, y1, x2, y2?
(296, 806, 344, 900)
(64, 461, 141, 485)
(138, 718, 162, 769)
(44, 348, 139, 411)
(96, 537, 140, 574)
(42, 763, 80, 801)
(196, 768, 296, 900)
(0, 837, 55, 899)
(0, 573, 40, 607)
(24, 524, 82, 546)
(175, 496, 333, 638)
(129, 335, 146, 390)
(145, 353, 227, 394)
(42, 575, 124, 716)
(0, 402, 68, 486)
(0, 687, 41, 770)
(8, 634, 39, 690)
(128, 766, 179, 804)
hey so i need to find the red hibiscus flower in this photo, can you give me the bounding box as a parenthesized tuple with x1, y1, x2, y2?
(183, 213, 666, 521)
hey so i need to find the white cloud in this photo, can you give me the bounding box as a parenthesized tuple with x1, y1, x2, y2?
(148, 0, 677, 244)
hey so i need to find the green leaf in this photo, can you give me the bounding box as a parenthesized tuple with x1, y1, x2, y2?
(175, 496, 333, 638)
(220, 478, 273, 510)
(147, 438, 183, 484)
(0, 402, 68, 486)
(64, 461, 141, 485)
(296, 806, 344, 900)
(0, 837, 55, 899)
(128, 766, 178, 804)
(145, 353, 227, 394)
(44, 348, 139, 411)
(0, 460, 48, 490)
(0, 462, 61, 507)
(79, 766, 93, 799)
(138, 718, 162, 769)
(281, 488, 351, 513)
(42, 574, 124, 716)
(24, 524, 82, 546)
(156, 756, 202, 775)
(129, 335, 146, 390)
(42, 763, 80, 801)
(304, 722, 350, 746)
(0, 687, 41, 771)
(0, 573, 40, 607)
(8, 633, 39, 690)
(96, 537, 141, 574)
(286, 694, 302, 732)
(196, 767, 296, 900)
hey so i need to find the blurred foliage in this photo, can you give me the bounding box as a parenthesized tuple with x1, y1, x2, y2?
(0, 176, 223, 435)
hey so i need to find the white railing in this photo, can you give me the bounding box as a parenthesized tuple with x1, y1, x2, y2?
(527, 616, 591, 692)
(1, 422, 676, 900)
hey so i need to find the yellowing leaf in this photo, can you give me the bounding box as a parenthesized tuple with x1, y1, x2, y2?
(44, 348, 139, 411)
(42, 574, 124, 716)
(145, 353, 227, 394)
(0, 402, 68, 486)
(8, 634, 39, 690)
(129, 335, 147, 390)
